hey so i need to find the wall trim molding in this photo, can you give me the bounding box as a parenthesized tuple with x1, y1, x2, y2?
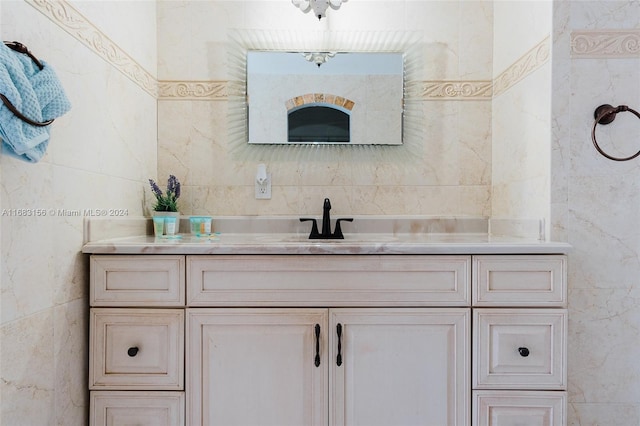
(571, 30, 640, 58)
(157, 81, 229, 100)
(405, 80, 493, 100)
(493, 36, 550, 97)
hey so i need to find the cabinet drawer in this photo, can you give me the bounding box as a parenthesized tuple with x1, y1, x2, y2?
(90, 391, 184, 426)
(90, 308, 184, 390)
(473, 309, 567, 390)
(90, 255, 185, 307)
(472, 390, 566, 426)
(187, 255, 470, 306)
(473, 255, 566, 307)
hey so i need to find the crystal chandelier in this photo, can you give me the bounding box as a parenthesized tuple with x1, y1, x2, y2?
(291, 0, 348, 20)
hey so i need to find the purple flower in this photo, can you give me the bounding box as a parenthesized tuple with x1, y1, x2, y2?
(167, 175, 177, 195)
(174, 180, 181, 199)
(148, 179, 163, 198)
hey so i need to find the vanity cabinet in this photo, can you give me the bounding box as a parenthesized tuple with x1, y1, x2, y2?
(186, 255, 470, 426)
(88, 252, 567, 426)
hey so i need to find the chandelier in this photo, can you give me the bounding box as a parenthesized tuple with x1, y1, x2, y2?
(291, 0, 348, 20)
(302, 52, 336, 67)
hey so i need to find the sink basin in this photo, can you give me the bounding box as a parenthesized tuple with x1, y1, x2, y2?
(250, 233, 399, 243)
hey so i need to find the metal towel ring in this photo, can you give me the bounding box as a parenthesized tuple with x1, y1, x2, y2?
(591, 104, 640, 161)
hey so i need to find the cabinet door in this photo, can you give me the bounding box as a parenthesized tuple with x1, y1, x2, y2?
(90, 391, 185, 426)
(472, 390, 566, 426)
(473, 309, 567, 390)
(187, 308, 328, 426)
(330, 308, 470, 426)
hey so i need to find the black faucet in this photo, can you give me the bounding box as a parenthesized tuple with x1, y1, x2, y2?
(300, 198, 353, 239)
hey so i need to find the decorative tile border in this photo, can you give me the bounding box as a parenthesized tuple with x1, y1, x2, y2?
(493, 36, 550, 97)
(571, 30, 640, 58)
(158, 81, 230, 100)
(405, 80, 493, 100)
(27, 0, 157, 97)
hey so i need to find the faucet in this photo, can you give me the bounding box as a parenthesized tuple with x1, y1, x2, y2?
(300, 198, 353, 239)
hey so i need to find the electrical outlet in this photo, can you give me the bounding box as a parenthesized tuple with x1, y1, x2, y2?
(255, 173, 271, 199)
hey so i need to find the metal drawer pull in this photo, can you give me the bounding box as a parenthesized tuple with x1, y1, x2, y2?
(127, 346, 139, 357)
(314, 324, 321, 367)
(336, 323, 343, 366)
(518, 347, 530, 357)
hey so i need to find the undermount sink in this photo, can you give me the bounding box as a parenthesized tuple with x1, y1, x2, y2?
(250, 233, 400, 243)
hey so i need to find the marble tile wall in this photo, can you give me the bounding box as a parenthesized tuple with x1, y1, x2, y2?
(0, 0, 157, 423)
(3, 1, 638, 425)
(552, 2, 640, 424)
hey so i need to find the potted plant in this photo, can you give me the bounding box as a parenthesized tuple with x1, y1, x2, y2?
(149, 174, 181, 213)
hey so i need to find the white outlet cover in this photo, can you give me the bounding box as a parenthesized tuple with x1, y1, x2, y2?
(255, 173, 271, 199)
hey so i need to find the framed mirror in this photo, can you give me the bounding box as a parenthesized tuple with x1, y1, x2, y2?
(247, 51, 404, 145)
(227, 29, 424, 162)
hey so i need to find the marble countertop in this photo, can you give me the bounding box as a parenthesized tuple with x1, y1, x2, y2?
(81, 232, 571, 255)
(81, 216, 570, 255)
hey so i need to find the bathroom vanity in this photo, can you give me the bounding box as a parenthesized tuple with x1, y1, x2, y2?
(83, 219, 569, 426)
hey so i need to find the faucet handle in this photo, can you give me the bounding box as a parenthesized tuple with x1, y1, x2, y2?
(300, 218, 320, 239)
(333, 218, 354, 239)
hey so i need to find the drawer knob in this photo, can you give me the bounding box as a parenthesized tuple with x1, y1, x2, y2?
(518, 347, 530, 357)
(127, 346, 139, 357)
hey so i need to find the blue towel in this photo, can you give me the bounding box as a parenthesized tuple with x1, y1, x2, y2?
(0, 42, 71, 162)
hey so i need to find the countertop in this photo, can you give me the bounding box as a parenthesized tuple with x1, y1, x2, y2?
(81, 232, 571, 255)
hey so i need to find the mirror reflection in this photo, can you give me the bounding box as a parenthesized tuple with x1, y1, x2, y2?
(247, 51, 404, 145)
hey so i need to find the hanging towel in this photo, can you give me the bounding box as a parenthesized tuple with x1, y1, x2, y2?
(0, 42, 71, 162)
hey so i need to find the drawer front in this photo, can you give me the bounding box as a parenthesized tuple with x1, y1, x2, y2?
(90, 308, 184, 390)
(90, 391, 184, 426)
(90, 255, 185, 307)
(473, 255, 567, 307)
(473, 309, 567, 389)
(472, 390, 566, 426)
(187, 255, 471, 307)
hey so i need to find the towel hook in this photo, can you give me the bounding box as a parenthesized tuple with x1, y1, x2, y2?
(591, 104, 640, 161)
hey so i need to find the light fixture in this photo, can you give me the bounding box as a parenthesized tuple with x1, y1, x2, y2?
(302, 52, 336, 67)
(291, 0, 348, 20)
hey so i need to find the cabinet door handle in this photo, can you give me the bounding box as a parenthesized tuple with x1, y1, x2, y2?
(127, 346, 139, 357)
(336, 323, 343, 366)
(518, 347, 530, 357)
(314, 324, 321, 367)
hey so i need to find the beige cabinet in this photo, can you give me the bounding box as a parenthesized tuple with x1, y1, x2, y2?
(89, 308, 184, 390)
(90, 391, 185, 425)
(187, 309, 328, 426)
(186, 307, 469, 426)
(89, 255, 186, 425)
(471, 255, 568, 426)
(330, 308, 470, 426)
(88, 252, 567, 426)
(473, 309, 567, 390)
(473, 390, 566, 426)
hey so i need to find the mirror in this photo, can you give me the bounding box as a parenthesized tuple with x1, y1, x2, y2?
(247, 51, 404, 145)
(227, 29, 424, 162)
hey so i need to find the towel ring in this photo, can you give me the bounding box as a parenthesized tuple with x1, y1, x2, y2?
(1, 41, 54, 128)
(591, 104, 640, 161)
